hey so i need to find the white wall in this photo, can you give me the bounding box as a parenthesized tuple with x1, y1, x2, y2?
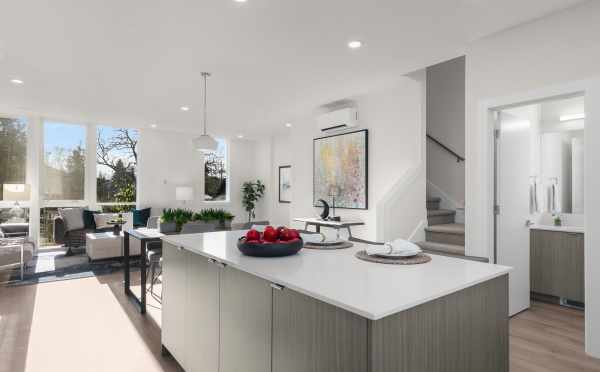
(426, 56, 465, 206)
(268, 134, 292, 227)
(274, 75, 426, 242)
(137, 129, 270, 223)
(464, 0, 600, 356)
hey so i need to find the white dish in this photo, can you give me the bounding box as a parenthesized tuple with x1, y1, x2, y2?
(375, 250, 421, 258)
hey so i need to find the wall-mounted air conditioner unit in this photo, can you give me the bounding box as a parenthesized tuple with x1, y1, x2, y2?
(316, 107, 359, 132)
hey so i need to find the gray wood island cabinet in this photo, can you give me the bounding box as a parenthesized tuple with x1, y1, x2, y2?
(160, 231, 511, 372)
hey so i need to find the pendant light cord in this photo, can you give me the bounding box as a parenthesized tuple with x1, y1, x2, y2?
(202, 72, 210, 136)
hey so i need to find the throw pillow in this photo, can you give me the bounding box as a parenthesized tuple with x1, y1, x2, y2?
(58, 208, 85, 232)
(133, 208, 152, 227)
(93, 213, 117, 230)
(83, 210, 101, 229)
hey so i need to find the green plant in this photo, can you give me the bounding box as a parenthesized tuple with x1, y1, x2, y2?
(242, 180, 265, 222)
(192, 208, 234, 222)
(161, 208, 194, 231)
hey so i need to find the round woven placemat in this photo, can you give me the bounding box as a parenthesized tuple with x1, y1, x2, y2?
(355, 250, 432, 265)
(304, 241, 354, 250)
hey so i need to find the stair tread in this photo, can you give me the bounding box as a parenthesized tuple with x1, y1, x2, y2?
(425, 223, 465, 235)
(427, 209, 456, 216)
(426, 197, 441, 202)
(416, 241, 465, 256)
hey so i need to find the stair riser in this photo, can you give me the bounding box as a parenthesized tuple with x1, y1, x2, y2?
(426, 231, 465, 245)
(428, 214, 455, 225)
(426, 200, 440, 210)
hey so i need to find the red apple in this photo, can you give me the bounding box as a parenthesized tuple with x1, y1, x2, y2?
(263, 228, 278, 242)
(246, 229, 261, 241)
(276, 226, 286, 239)
(287, 229, 300, 240)
(246, 239, 259, 244)
(280, 228, 293, 241)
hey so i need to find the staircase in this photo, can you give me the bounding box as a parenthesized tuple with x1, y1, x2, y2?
(417, 197, 465, 256)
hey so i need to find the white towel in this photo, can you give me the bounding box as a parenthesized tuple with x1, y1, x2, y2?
(365, 238, 421, 256)
(300, 233, 325, 244)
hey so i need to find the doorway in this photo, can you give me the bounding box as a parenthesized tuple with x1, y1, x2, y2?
(493, 94, 585, 316)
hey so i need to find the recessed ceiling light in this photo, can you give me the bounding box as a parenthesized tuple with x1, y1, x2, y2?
(150, 124, 158, 128)
(285, 122, 293, 128)
(237, 134, 244, 139)
(559, 113, 585, 122)
(10, 79, 24, 85)
(180, 106, 190, 111)
(234, 0, 247, 2)
(348, 40, 363, 49)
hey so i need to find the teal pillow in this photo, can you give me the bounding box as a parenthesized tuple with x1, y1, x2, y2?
(133, 208, 151, 227)
(83, 210, 100, 230)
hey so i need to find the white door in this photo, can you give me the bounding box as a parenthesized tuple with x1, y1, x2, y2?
(496, 111, 531, 316)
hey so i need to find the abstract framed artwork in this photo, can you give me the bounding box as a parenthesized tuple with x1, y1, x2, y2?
(313, 129, 368, 209)
(278, 165, 292, 203)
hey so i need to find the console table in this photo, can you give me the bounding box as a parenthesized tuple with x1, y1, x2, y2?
(293, 217, 364, 238)
(123, 228, 165, 314)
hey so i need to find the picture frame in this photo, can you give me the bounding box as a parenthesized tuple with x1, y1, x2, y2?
(278, 165, 292, 203)
(313, 129, 368, 209)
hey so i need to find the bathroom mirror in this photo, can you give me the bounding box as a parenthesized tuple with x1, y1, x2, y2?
(538, 96, 584, 214)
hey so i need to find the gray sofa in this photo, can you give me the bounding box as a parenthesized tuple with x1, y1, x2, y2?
(53, 216, 110, 255)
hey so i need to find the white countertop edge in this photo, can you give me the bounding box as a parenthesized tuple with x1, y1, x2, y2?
(161, 235, 511, 320)
(530, 224, 584, 233)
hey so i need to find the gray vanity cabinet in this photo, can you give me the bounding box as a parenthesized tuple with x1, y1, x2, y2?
(530, 230, 584, 303)
(219, 266, 272, 372)
(271, 286, 368, 372)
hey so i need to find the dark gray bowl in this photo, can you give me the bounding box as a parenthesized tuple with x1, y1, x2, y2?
(237, 237, 303, 257)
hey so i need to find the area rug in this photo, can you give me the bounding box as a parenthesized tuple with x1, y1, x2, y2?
(6, 249, 140, 286)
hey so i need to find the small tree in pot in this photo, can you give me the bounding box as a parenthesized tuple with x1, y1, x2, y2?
(242, 180, 265, 222)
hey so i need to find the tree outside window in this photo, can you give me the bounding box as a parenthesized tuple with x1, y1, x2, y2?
(0, 117, 27, 201)
(96, 127, 139, 206)
(204, 138, 228, 201)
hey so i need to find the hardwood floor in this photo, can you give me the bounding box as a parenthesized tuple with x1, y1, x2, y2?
(1, 273, 599, 372)
(511, 301, 600, 372)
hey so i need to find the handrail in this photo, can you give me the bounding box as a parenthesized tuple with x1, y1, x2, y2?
(426, 134, 465, 162)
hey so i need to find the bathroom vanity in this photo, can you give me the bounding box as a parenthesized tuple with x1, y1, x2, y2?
(530, 225, 584, 303)
(160, 230, 511, 372)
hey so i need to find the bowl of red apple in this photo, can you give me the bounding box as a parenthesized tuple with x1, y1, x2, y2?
(237, 226, 303, 257)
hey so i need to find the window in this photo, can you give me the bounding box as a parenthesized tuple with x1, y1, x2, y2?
(42, 121, 86, 200)
(204, 138, 228, 201)
(96, 127, 139, 205)
(0, 117, 27, 200)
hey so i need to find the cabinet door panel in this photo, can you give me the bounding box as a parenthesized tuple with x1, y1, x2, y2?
(185, 253, 220, 372)
(530, 230, 585, 302)
(560, 233, 584, 302)
(161, 243, 187, 364)
(220, 267, 272, 372)
(272, 287, 367, 372)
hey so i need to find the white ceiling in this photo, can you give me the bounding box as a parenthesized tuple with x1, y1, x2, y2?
(0, 0, 585, 138)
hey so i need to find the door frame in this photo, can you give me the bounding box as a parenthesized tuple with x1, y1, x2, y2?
(474, 77, 600, 356)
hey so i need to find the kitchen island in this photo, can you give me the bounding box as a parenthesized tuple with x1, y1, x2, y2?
(160, 231, 511, 372)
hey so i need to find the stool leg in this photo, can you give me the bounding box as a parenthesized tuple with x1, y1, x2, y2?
(150, 262, 155, 295)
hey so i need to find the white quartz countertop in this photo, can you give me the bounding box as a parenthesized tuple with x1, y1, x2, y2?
(530, 224, 584, 233)
(161, 231, 511, 320)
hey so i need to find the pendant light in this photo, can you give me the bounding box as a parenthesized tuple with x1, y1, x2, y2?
(192, 72, 218, 152)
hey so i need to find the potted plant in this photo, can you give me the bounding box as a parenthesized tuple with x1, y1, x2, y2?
(242, 180, 265, 222)
(192, 208, 235, 229)
(159, 208, 194, 233)
(159, 208, 177, 233)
